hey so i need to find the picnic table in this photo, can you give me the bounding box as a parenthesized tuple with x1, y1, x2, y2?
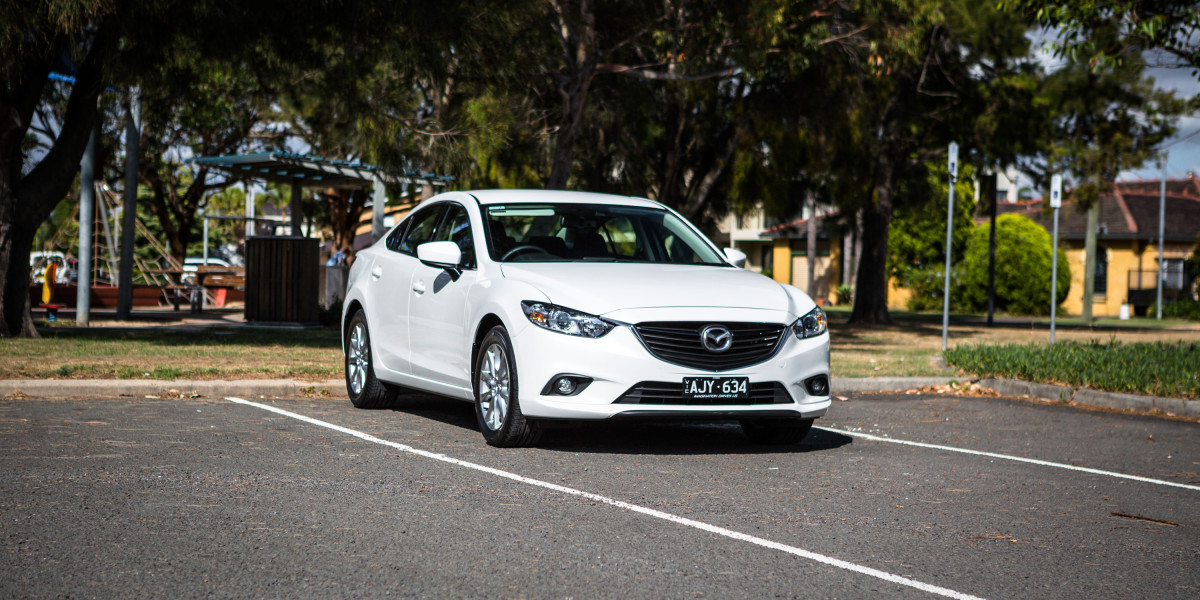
(145, 266, 246, 312)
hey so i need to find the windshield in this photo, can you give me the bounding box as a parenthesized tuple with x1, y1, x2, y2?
(483, 203, 728, 265)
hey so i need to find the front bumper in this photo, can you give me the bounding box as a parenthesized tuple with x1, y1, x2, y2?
(509, 321, 831, 421)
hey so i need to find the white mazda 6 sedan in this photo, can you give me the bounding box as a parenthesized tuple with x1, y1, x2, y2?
(342, 190, 831, 447)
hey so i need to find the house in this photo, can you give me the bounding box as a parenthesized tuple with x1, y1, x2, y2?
(1001, 175, 1200, 316)
(719, 205, 849, 306)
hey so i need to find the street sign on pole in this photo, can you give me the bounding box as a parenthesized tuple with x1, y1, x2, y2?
(1049, 174, 1062, 343)
(941, 142, 959, 352)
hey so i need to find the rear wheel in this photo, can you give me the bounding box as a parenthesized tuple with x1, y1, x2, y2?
(740, 418, 814, 445)
(345, 310, 394, 409)
(475, 325, 541, 447)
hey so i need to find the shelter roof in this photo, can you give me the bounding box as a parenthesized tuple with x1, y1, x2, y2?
(190, 152, 453, 190)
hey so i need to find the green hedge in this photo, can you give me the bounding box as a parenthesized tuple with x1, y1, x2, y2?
(1162, 299, 1200, 321)
(944, 341, 1200, 399)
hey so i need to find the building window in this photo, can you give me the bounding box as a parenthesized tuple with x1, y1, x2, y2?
(1094, 247, 1107, 296)
(789, 238, 831, 257)
(1161, 258, 1185, 290)
(761, 247, 773, 273)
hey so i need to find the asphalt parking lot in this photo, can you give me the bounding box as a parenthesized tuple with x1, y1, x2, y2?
(2, 391, 1197, 599)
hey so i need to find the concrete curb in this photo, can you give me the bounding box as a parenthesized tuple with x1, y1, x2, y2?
(3, 376, 1196, 419)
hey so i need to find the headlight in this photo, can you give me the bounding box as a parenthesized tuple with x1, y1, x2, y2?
(792, 306, 828, 339)
(521, 301, 614, 338)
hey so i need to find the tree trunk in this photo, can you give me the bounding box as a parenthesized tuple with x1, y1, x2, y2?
(546, 0, 596, 190)
(849, 158, 897, 325)
(1081, 203, 1098, 324)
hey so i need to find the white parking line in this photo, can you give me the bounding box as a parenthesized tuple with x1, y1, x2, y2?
(816, 426, 1200, 492)
(226, 397, 985, 600)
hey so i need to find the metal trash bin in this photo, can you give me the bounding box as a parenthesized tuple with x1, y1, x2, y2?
(245, 236, 319, 323)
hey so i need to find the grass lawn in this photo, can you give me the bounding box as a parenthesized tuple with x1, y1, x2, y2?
(0, 327, 343, 381)
(2, 309, 1198, 383)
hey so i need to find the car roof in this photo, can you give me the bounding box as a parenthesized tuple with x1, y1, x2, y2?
(462, 189, 666, 209)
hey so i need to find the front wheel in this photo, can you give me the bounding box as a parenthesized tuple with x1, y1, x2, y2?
(740, 418, 814, 445)
(345, 310, 394, 409)
(475, 325, 541, 447)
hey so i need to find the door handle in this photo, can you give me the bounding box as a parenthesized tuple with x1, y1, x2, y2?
(370, 266, 382, 279)
(412, 280, 426, 295)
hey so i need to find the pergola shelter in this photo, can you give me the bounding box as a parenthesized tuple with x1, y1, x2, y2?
(188, 152, 453, 323)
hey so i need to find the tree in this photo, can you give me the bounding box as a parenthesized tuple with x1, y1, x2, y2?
(959, 213, 1071, 315)
(1015, 50, 1184, 321)
(137, 59, 273, 264)
(830, 0, 1039, 324)
(888, 162, 977, 310)
(1, 3, 119, 336)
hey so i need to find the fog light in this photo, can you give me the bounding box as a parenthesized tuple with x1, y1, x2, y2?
(805, 375, 830, 396)
(541, 374, 592, 396)
(555, 377, 577, 395)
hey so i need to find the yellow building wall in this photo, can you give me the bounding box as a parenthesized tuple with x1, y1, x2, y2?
(772, 239, 791, 285)
(1061, 241, 1163, 317)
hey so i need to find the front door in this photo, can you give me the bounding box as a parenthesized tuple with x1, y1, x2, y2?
(408, 203, 478, 390)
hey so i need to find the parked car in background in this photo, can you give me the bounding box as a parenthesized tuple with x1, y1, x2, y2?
(181, 257, 232, 284)
(341, 190, 831, 447)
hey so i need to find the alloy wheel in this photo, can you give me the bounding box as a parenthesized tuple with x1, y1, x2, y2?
(478, 343, 510, 431)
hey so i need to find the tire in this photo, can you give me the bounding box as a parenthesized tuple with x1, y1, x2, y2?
(740, 418, 814, 445)
(474, 325, 541, 447)
(345, 310, 394, 409)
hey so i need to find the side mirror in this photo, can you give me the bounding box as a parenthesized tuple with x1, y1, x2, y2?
(417, 241, 463, 278)
(723, 247, 747, 268)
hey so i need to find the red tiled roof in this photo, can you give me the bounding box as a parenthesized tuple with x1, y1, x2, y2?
(1014, 177, 1200, 242)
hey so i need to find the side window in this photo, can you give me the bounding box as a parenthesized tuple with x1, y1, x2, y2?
(398, 205, 445, 255)
(385, 219, 409, 252)
(434, 204, 477, 269)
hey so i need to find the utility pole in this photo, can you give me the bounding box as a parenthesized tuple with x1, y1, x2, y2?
(1156, 156, 1166, 320)
(983, 173, 998, 326)
(807, 194, 817, 299)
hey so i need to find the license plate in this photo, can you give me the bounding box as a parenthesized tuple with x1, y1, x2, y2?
(682, 377, 749, 400)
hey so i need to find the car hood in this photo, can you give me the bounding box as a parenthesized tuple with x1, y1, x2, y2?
(499, 263, 799, 317)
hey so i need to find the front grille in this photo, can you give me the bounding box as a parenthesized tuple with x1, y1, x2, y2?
(633, 321, 787, 371)
(615, 381, 792, 405)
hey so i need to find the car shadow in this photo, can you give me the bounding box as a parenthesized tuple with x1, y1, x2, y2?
(387, 391, 852, 455)
(536, 421, 853, 455)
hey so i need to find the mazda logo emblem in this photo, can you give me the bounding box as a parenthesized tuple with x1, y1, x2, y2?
(700, 325, 733, 353)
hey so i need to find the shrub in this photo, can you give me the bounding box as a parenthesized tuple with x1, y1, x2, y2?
(1163, 298, 1200, 321)
(835, 283, 852, 306)
(958, 214, 1070, 316)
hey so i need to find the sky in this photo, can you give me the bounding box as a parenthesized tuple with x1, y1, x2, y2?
(1029, 41, 1200, 183)
(1121, 63, 1200, 181)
